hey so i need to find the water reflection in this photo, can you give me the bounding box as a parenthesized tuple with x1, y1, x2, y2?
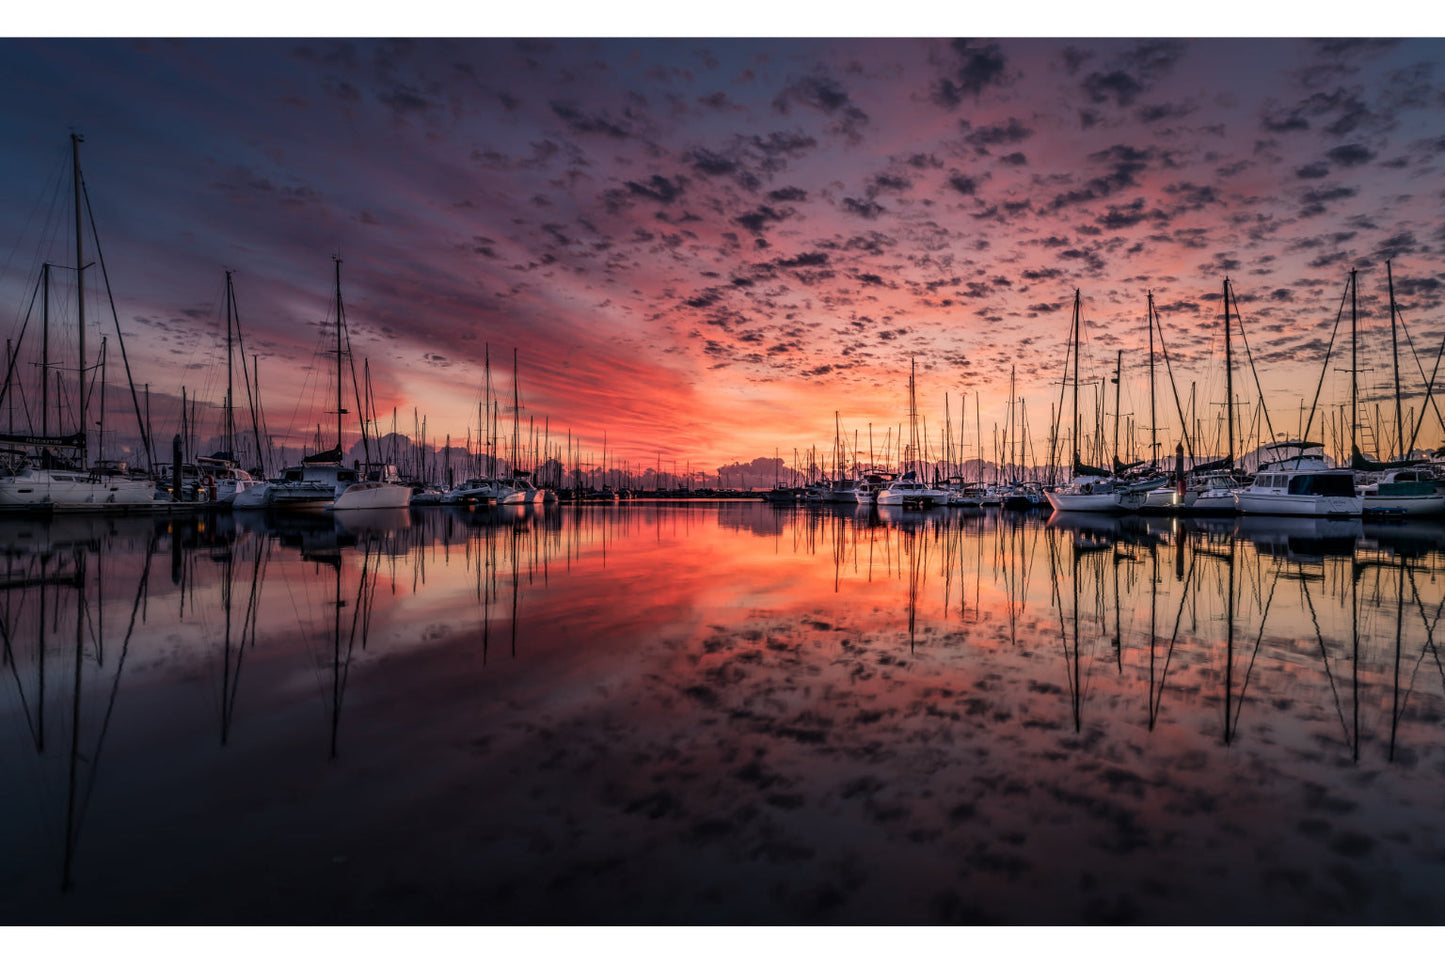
(2, 502, 1445, 922)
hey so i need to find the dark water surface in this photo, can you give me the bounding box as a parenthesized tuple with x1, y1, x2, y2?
(2, 502, 1444, 923)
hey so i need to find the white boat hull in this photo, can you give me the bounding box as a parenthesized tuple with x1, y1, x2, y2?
(1044, 490, 1144, 513)
(1361, 493, 1445, 516)
(1234, 492, 1363, 516)
(267, 482, 335, 510)
(332, 482, 412, 511)
(0, 470, 157, 511)
(876, 489, 949, 507)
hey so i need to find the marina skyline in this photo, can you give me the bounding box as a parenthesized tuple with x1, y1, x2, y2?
(2, 36, 1445, 476)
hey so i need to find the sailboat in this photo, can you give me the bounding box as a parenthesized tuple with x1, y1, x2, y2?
(0, 136, 156, 511)
(198, 271, 261, 505)
(1141, 285, 1244, 515)
(876, 359, 949, 508)
(1045, 291, 1152, 513)
(1236, 274, 1361, 517)
(265, 259, 410, 512)
(1355, 262, 1445, 517)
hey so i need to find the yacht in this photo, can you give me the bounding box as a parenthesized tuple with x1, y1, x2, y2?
(195, 455, 261, 505)
(875, 471, 949, 508)
(1044, 475, 1149, 513)
(0, 461, 156, 512)
(1234, 442, 1361, 517)
(442, 477, 503, 506)
(1359, 468, 1444, 517)
(333, 463, 411, 510)
(266, 460, 352, 511)
(1142, 470, 1240, 515)
(854, 473, 894, 506)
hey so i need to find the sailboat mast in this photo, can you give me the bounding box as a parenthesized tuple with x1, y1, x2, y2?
(1008, 365, 1016, 482)
(1071, 289, 1081, 473)
(73, 133, 87, 468)
(1224, 278, 1234, 464)
(1387, 261, 1404, 459)
(42, 263, 50, 438)
(334, 257, 344, 452)
(512, 348, 520, 475)
(225, 270, 235, 455)
(1344, 269, 1357, 459)
(1148, 292, 1158, 467)
(1113, 349, 1122, 467)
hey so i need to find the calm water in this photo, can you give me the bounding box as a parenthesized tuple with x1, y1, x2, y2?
(2, 502, 1444, 923)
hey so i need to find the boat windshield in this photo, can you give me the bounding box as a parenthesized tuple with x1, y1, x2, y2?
(1286, 473, 1355, 497)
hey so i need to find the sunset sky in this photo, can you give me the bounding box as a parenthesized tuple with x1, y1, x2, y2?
(3, 29, 1444, 476)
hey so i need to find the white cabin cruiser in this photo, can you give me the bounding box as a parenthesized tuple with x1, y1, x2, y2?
(875, 471, 949, 508)
(1234, 443, 1361, 517)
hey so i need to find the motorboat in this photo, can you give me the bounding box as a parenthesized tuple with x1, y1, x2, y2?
(1359, 468, 1444, 517)
(1234, 443, 1361, 517)
(875, 471, 949, 508)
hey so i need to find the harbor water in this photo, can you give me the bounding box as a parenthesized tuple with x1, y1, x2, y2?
(2, 501, 1444, 923)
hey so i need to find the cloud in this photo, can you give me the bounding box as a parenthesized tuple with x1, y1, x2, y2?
(734, 205, 795, 234)
(932, 39, 1009, 108)
(1080, 40, 1186, 108)
(1326, 143, 1374, 167)
(841, 197, 885, 219)
(946, 173, 979, 195)
(961, 116, 1033, 150)
(550, 99, 633, 138)
(772, 73, 869, 144)
(627, 175, 685, 204)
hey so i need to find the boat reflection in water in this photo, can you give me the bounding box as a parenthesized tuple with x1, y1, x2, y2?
(3, 502, 1445, 923)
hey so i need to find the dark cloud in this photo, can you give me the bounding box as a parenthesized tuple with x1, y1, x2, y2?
(932, 39, 1009, 108)
(627, 175, 685, 204)
(961, 117, 1032, 150)
(1326, 143, 1375, 167)
(734, 205, 794, 234)
(946, 173, 979, 196)
(1136, 101, 1197, 124)
(550, 100, 632, 138)
(868, 173, 912, 195)
(1048, 144, 1154, 210)
(752, 130, 818, 158)
(686, 148, 738, 177)
(1163, 182, 1221, 210)
(768, 186, 808, 202)
(1096, 198, 1163, 231)
(772, 74, 869, 144)
(1295, 162, 1331, 179)
(1081, 40, 1186, 109)
(377, 83, 433, 115)
(842, 197, 885, 219)
(1372, 231, 1419, 262)
(1299, 185, 1358, 217)
(775, 251, 829, 269)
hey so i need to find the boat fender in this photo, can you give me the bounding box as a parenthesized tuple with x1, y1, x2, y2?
(203, 474, 216, 500)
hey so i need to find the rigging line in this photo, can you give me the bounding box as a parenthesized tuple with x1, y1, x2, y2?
(1228, 282, 1279, 446)
(1299, 275, 1352, 447)
(0, 591, 41, 748)
(229, 278, 266, 475)
(1150, 298, 1196, 462)
(77, 537, 152, 826)
(1150, 547, 1197, 727)
(1230, 564, 1283, 736)
(0, 272, 43, 419)
(79, 177, 152, 472)
(1298, 567, 1354, 752)
(1387, 563, 1431, 738)
(1406, 566, 1445, 698)
(1394, 304, 1445, 450)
